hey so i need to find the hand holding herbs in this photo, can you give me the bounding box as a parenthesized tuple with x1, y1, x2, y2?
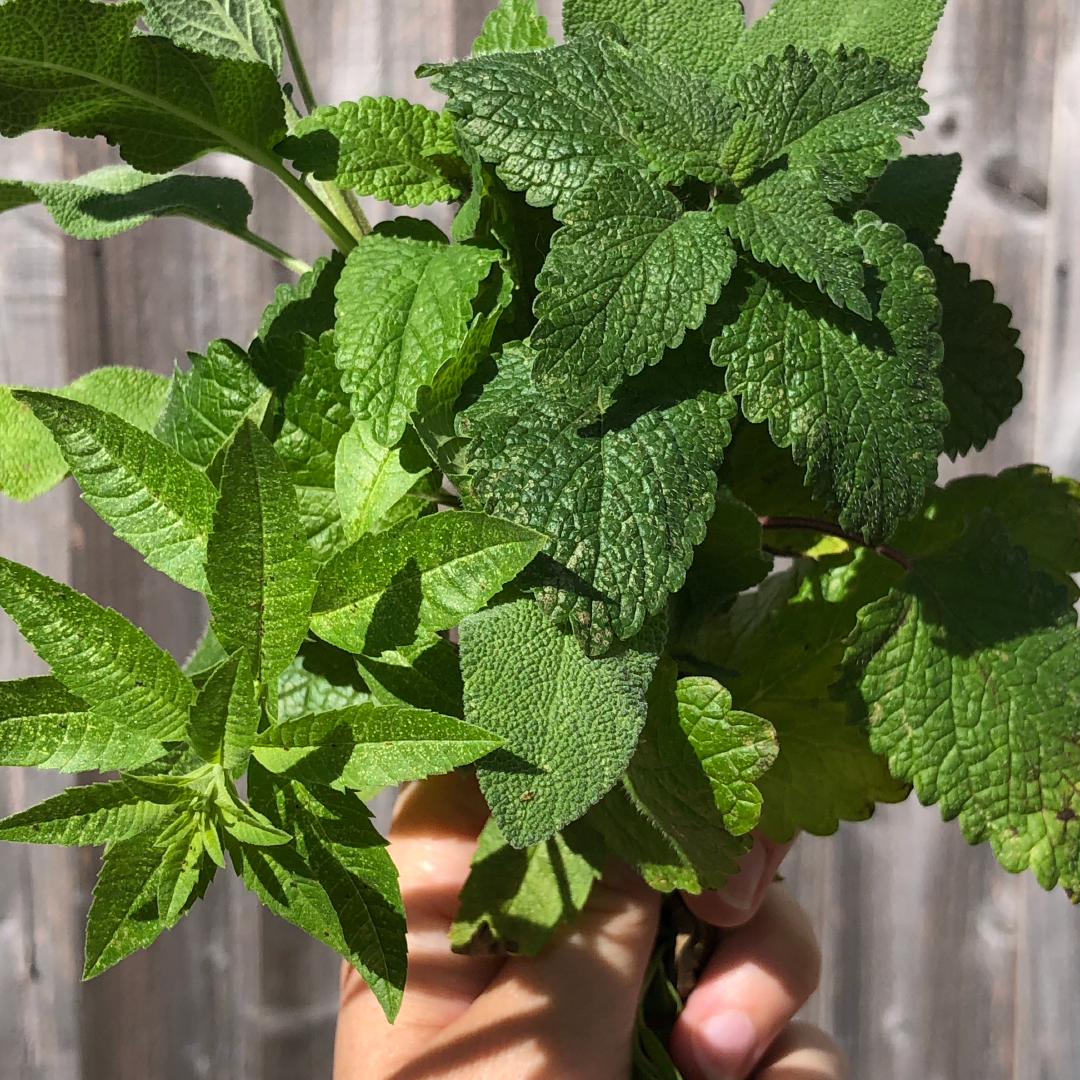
(0, 0, 1073, 1073)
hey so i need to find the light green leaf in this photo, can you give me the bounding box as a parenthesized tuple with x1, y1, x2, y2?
(252, 702, 502, 790)
(187, 651, 259, 777)
(0, 164, 254, 239)
(532, 168, 737, 401)
(157, 822, 207, 928)
(0, 0, 286, 173)
(0, 779, 188, 846)
(335, 421, 434, 542)
(142, 0, 282, 72)
(155, 339, 267, 470)
(865, 153, 963, 241)
(0, 676, 95, 769)
(15, 390, 218, 593)
(335, 232, 500, 447)
(844, 516, 1080, 896)
(310, 511, 546, 656)
(562, 0, 745, 84)
(206, 421, 316, 683)
(473, 0, 554, 54)
(676, 677, 778, 835)
(450, 817, 604, 956)
(279, 640, 371, 721)
(1, 366, 169, 502)
(285, 99, 462, 205)
(722, 0, 946, 81)
(711, 212, 947, 543)
(0, 559, 194, 771)
(459, 596, 664, 847)
(356, 633, 464, 718)
(462, 344, 734, 655)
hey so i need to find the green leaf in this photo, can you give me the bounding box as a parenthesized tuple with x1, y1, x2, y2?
(922, 245, 1024, 459)
(726, 46, 927, 202)
(335, 421, 434, 542)
(355, 634, 464, 718)
(0, 0, 286, 173)
(1, 366, 169, 501)
(426, 32, 738, 215)
(15, 391, 218, 593)
(844, 516, 1080, 896)
(310, 511, 546, 656)
(0, 676, 94, 769)
(141, 0, 282, 72)
(0, 164, 254, 239)
(865, 153, 963, 241)
(244, 767, 406, 1019)
(155, 339, 267, 470)
(335, 231, 500, 447)
(184, 625, 230, 681)
(279, 640, 370, 721)
(285, 99, 461, 205)
(675, 676, 778, 835)
(450, 817, 604, 956)
(252, 703, 502, 790)
(84, 831, 170, 977)
(157, 822, 209, 928)
(0, 779, 187, 846)
(0, 559, 194, 771)
(531, 168, 737, 401)
(473, 0, 554, 54)
(206, 421, 316, 684)
(562, 0, 745, 84)
(273, 332, 353, 560)
(459, 596, 664, 846)
(461, 344, 734, 655)
(187, 651, 259, 776)
(690, 553, 909, 841)
(711, 212, 947, 543)
(722, 0, 946, 81)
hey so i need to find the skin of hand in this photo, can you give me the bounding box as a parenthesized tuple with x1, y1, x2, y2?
(334, 774, 846, 1080)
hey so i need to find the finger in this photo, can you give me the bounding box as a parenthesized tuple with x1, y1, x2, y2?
(383, 860, 662, 1080)
(753, 1022, 846, 1080)
(335, 774, 503, 1080)
(670, 884, 821, 1080)
(682, 832, 794, 928)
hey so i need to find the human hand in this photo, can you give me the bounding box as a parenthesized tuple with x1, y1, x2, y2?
(334, 774, 845, 1080)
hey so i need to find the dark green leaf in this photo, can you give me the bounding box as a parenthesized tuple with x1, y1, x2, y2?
(864, 153, 962, 241)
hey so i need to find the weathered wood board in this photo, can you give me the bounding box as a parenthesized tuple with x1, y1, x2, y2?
(0, 1, 1077, 1077)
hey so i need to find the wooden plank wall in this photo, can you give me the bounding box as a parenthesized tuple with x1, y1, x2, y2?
(0, 1, 1078, 1077)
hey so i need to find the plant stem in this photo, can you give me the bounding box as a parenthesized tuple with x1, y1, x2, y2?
(271, 0, 319, 115)
(759, 515, 913, 571)
(313, 177, 371, 240)
(259, 155, 358, 253)
(234, 229, 312, 275)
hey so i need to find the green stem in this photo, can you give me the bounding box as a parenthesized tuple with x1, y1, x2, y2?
(235, 228, 312, 275)
(759, 515, 913, 571)
(313, 178, 371, 240)
(271, 0, 319, 115)
(259, 155, 358, 253)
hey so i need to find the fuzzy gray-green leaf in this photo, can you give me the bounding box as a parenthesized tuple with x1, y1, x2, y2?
(142, 0, 282, 71)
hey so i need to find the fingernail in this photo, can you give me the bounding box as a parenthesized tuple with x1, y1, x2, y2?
(716, 841, 767, 911)
(694, 1010, 757, 1080)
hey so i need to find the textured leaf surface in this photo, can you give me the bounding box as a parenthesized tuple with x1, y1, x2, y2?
(1, 366, 168, 501)
(923, 245, 1023, 459)
(279, 640, 370, 720)
(712, 212, 946, 542)
(252, 703, 502, 790)
(462, 344, 734, 654)
(356, 634, 464, 718)
(473, 0, 553, 54)
(0, 165, 253, 239)
(722, 0, 946, 80)
(142, 0, 282, 71)
(532, 168, 737, 400)
(335, 232, 500, 446)
(865, 153, 962, 241)
(206, 422, 316, 683)
(450, 817, 603, 956)
(311, 511, 545, 656)
(0, 559, 193, 771)
(845, 517, 1080, 895)
(459, 597, 663, 846)
(562, 0, 744, 83)
(187, 651, 258, 776)
(16, 391, 218, 592)
(0, 676, 94, 769)
(0, 0, 286, 172)
(288, 99, 461, 205)
(0, 779, 185, 846)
